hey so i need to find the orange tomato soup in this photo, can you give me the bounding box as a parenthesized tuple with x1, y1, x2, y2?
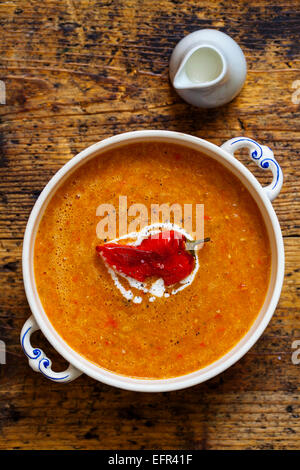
(34, 142, 271, 379)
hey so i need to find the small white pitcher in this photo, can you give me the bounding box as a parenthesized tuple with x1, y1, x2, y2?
(169, 29, 247, 108)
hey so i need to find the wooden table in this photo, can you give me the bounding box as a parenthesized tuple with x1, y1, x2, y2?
(0, 0, 299, 450)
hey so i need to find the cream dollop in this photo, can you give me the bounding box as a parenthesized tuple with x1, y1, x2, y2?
(100, 223, 199, 304)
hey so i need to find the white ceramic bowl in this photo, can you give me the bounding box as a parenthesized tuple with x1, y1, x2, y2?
(21, 130, 284, 392)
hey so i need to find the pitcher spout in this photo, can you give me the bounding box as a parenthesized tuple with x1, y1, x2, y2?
(173, 44, 227, 91)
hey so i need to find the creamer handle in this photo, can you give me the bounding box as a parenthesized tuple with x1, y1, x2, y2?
(20, 315, 82, 383)
(221, 137, 283, 201)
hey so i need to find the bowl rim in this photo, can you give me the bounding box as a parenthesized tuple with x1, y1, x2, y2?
(22, 130, 285, 392)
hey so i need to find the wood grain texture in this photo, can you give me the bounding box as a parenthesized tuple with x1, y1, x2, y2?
(0, 0, 299, 450)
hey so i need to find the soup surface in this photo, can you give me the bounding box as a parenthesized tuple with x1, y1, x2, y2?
(34, 142, 271, 379)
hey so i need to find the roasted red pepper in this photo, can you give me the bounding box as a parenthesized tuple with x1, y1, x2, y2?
(96, 230, 195, 286)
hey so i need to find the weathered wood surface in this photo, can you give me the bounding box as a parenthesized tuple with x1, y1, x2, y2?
(0, 0, 299, 450)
